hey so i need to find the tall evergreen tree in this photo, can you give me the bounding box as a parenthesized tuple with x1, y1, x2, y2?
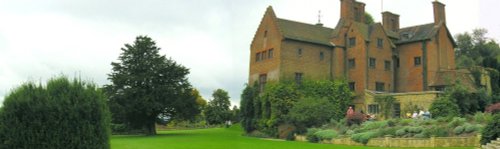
(106, 36, 199, 135)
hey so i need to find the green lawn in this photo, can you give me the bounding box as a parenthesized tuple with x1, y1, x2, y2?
(111, 125, 473, 149)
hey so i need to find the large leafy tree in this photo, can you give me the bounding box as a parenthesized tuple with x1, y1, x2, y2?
(106, 36, 199, 135)
(455, 28, 500, 68)
(205, 89, 231, 125)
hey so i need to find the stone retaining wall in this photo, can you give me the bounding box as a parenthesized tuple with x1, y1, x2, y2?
(296, 135, 481, 148)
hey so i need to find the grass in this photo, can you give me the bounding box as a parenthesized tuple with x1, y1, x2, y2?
(111, 125, 473, 149)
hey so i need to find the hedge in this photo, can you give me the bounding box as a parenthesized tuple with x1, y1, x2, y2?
(0, 77, 110, 149)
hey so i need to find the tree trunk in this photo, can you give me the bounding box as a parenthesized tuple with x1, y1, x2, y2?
(146, 120, 156, 135)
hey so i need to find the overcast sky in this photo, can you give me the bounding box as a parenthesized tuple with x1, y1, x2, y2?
(1, 0, 499, 107)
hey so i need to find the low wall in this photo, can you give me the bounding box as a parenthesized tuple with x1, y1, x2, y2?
(296, 135, 481, 148)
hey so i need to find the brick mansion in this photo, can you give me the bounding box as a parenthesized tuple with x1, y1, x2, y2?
(248, 0, 489, 117)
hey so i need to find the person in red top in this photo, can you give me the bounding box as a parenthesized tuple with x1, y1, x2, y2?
(346, 106, 354, 118)
(346, 106, 355, 126)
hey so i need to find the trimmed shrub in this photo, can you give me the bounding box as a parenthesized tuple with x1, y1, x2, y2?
(351, 131, 379, 144)
(464, 123, 479, 133)
(408, 126, 423, 134)
(481, 114, 500, 145)
(453, 126, 465, 135)
(360, 121, 388, 131)
(306, 128, 320, 143)
(380, 127, 398, 136)
(395, 128, 407, 137)
(0, 77, 110, 149)
(387, 119, 398, 127)
(414, 133, 426, 138)
(422, 125, 449, 137)
(447, 117, 466, 128)
(346, 130, 355, 136)
(314, 129, 338, 141)
(399, 119, 413, 125)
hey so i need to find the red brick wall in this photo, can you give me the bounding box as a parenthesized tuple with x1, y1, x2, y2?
(280, 40, 332, 81)
(396, 42, 424, 92)
(249, 9, 282, 85)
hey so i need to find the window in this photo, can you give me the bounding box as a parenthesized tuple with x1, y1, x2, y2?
(377, 38, 383, 48)
(414, 56, 422, 66)
(256, 53, 261, 62)
(376, 82, 385, 92)
(349, 82, 356, 91)
(349, 37, 356, 47)
(295, 73, 303, 84)
(354, 7, 360, 22)
(393, 103, 401, 118)
(391, 18, 397, 30)
(262, 51, 267, 60)
(264, 30, 268, 38)
(348, 58, 356, 69)
(396, 58, 400, 68)
(268, 49, 274, 59)
(402, 33, 411, 39)
(368, 104, 379, 114)
(435, 86, 445, 91)
(384, 60, 391, 71)
(369, 58, 376, 68)
(297, 48, 303, 56)
(319, 52, 324, 61)
(259, 74, 267, 92)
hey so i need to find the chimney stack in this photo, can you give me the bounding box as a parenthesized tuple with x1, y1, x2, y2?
(340, 0, 366, 23)
(433, 1, 446, 24)
(382, 11, 400, 32)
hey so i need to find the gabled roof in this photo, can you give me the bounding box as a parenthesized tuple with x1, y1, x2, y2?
(396, 23, 437, 44)
(352, 21, 371, 42)
(429, 69, 477, 92)
(395, 22, 457, 46)
(276, 18, 336, 46)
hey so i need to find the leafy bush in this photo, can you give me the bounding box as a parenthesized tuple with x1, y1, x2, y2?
(333, 122, 348, 135)
(240, 84, 258, 133)
(399, 119, 413, 125)
(285, 131, 296, 141)
(306, 128, 320, 143)
(453, 126, 465, 135)
(379, 127, 398, 136)
(473, 112, 492, 123)
(387, 119, 398, 127)
(287, 97, 337, 128)
(421, 125, 448, 137)
(0, 77, 110, 149)
(346, 112, 366, 126)
(111, 123, 128, 134)
(447, 117, 466, 128)
(246, 130, 270, 138)
(314, 129, 338, 141)
(414, 133, 426, 138)
(360, 121, 388, 131)
(351, 131, 379, 144)
(407, 126, 423, 134)
(485, 103, 500, 114)
(395, 128, 407, 137)
(429, 98, 460, 118)
(346, 130, 355, 136)
(463, 123, 479, 133)
(481, 114, 500, 144)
